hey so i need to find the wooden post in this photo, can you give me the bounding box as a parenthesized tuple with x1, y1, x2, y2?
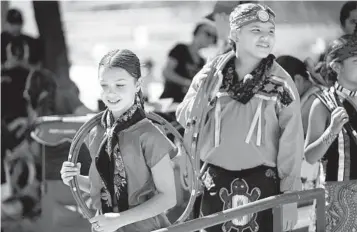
(272, 206, 283, 232)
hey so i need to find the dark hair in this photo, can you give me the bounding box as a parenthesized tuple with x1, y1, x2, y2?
(98, 49, 144, 107)
(276, 55, 309, 82)
(340, 1, 357, 27)
(320, 34, 357, 83)
(193, 23, 217, 44)
(99, 49, 141, 79)
(6, 8, 23, 24)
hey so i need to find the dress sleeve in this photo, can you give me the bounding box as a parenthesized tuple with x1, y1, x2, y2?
(276, 75, 304, 193)
(141, 124, 175, 168)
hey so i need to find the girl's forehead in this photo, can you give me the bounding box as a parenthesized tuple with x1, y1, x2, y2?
(245, 21, 275, 29)
(99, 67, 133, 81)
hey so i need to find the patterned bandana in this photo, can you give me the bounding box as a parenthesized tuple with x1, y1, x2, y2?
(327, 34, 357, 63)
(100, 96, 146, 157)
(220, 54, 279, 104)
(229, 3, 276, 30)
(97, 96, 146, 213)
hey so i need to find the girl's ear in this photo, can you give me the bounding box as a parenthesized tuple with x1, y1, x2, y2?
(330, 61, 341, 75)
(229, 29, 239, 43)
(136, 78, 142, 91)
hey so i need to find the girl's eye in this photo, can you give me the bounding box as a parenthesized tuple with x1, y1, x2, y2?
(116, 84, 124, 87)
(100, 84, 107, 88)
(269, 30, 275, 34)
(252, 29, 260, 32)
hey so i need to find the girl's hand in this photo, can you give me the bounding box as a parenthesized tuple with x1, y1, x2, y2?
(213, 13, 230, 41)
(60, 161, 81, 186)
(89, 213, 123, 232)
(282, 202, 298, 231)
(329, 107, 349, 135)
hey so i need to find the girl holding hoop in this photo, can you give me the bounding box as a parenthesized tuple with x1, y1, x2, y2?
(60, 49, 176, 232)
(177, 3, 303, 232)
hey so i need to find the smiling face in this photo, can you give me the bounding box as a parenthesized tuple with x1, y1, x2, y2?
(234, 21, 275, 59)
(99, 67, 138, 116)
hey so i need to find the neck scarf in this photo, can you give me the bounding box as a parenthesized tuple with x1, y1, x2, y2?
(335, 82, 357, 97)
(220, 54, 275, 104)
(97, 97, 146, 213)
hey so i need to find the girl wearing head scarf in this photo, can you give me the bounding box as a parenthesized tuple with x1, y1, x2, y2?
(305, 34, 357, 232)
(60, 49, 177, 232)
(176, 3, 303, 232)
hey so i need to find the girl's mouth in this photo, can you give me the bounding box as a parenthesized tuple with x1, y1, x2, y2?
(107, 99, 120, 104)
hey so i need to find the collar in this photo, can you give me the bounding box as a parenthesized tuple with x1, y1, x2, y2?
(334, 82, 357, 97)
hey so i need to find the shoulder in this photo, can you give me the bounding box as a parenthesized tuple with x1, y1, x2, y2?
(268, 61, 298, 103)
(172, 43, 187, 50)
(170, 43, 188, 53)
(204, 50, 235, 71)
(269, 61, 294, 84)
(126, 119, 166, 140)
(310, 91, 330, 116)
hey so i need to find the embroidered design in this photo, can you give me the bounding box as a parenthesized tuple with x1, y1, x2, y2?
(265, 168, 277, 179)
(325, 182, 357, 232)
(219, 56, 294, 108)
(219, 178, 261, 232)
(96, 99, 146, 214)
(100, 187, 112, 208)
(220, 55, 275, 105)
(202, 170, 216, 192)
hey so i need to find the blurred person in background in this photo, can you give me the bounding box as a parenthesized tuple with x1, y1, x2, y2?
(1, 8, 45, 153)
(1, 8, 43, 71)
(161, 21, 217, 103)
(276, 55, 326, 138)
(340, 1, 357, 35)
(305, 1, 357, 87)
(205, 1, 257, 55)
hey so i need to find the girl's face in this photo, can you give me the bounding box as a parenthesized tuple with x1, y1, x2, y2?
(99, 67, 138, 114)
(235, 21, 275, 59)
(339, 55, 357, 84)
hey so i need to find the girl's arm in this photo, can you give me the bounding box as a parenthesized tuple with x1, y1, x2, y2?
(304, 99, 347, 164)
(162, 58, 191, 87)
(276, 78, 304, 193)
(304, 99, 331, 164)
(113, 155, 176, 227)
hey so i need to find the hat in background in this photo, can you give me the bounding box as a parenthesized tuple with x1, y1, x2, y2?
(6, 9, 23, 24)
(206, 1, 257, 21)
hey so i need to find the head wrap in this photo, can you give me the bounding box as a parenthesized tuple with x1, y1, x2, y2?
(326, 34, 357, 64)
(229, 3, 275, 30)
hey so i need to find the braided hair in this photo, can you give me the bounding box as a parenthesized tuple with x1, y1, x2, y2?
(98, 49, 144, 108)
(320, 34, 357, 83)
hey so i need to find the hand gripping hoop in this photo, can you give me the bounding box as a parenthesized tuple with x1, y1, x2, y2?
(67, 111, 198, 224)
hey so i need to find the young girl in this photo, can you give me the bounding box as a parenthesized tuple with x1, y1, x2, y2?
(60, 49, 177, 232)
(305, 34, 357, 232)
(176, 3, 303, 232)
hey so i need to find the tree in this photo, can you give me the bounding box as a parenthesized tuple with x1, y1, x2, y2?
(32, 1, 72, 88)
(1, 1, 9, 29)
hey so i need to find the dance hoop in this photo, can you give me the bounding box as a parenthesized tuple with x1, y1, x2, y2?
(68, 111, 198, 224)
